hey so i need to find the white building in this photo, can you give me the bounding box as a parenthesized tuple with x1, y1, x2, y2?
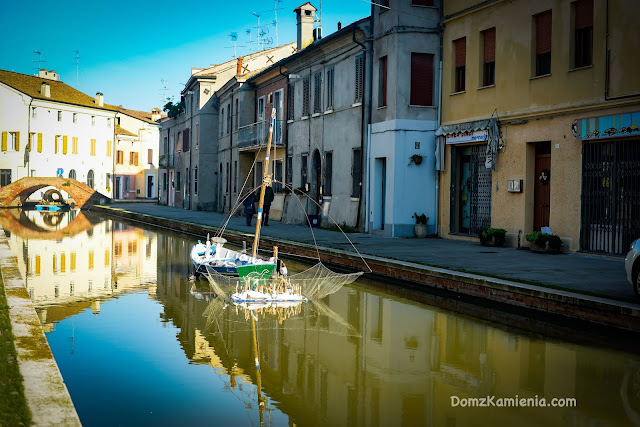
(0, 69, 117, 197)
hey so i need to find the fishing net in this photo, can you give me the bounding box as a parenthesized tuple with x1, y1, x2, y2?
(203, 261, 363, 303)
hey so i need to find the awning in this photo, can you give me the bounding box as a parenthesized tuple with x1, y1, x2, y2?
(436, 118, 500, 170)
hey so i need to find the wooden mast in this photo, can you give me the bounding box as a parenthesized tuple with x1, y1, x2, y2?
(251, 107, 276, 259)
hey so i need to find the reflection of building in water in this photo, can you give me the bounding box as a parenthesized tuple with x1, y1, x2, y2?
(154, 253, 640, 427)
(3, 211, 158, 329)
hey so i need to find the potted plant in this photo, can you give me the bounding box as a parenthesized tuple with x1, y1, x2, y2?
(414, 212, 428, 238)
(526, 231, 563, 254)
(478, 227, 507, 247)
(408, 154, 423, 166)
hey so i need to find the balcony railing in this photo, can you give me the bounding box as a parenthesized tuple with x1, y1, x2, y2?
(238, 120, 285, 149)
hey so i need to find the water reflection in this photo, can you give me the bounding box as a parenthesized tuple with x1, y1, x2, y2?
(2, 211, 640, 426)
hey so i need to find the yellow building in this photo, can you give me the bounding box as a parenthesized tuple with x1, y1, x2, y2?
(437, 0, 640, 255)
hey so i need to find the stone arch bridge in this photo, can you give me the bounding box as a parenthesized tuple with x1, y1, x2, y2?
(0, 177, 110, 208)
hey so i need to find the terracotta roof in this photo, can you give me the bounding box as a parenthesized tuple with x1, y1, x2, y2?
(0, 69, 117, 111)
(115, 106, 164, 124)
(115, 124, 137, 137)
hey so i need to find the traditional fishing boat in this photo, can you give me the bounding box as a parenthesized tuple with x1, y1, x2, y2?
(202, 107, 367, 305)
(190, 235, 276, 276)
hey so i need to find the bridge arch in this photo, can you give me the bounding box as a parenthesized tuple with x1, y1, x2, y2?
(0, 177, 111, 208)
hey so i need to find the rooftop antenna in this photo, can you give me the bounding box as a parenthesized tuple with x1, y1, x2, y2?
(253, 12, 262, 51)
(32, 50, 45, 74)
(73, 50, 80, 89)
(160, 79, 172, 105)
(226, 32, 245, 58)
(272, 0, 284, 46)
(246, 29, 253, 54)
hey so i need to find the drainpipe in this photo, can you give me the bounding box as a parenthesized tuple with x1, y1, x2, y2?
(435, 0, 444, 236)
(229, 89, 234, 213)
(279, 66, 290, 195)
(189, 91, 193, 210)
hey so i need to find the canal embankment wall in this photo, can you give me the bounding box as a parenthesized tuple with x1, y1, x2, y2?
(0, 228, 81, 426)
(91, 205, 640, 334)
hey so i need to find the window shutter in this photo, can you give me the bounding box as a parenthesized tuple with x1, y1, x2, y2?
(38, 133, 42, 152)
(106, 140, 111, 157)
(55, 136, 58, 154)
(148, 149, 153, 164)
(91, 139, 96, 156)
(63, 136, 67, 154)
(483, 28, 496, 63)
(410, 53, 434, 106)
(536, 11, 552, 54)
(73, 137, 78, 154)
(1, 132, 6, 151)
(135, 152, 139, 166)
(575, 0, 593, 29)
(455, 38, 466, 67)
(15, 132, 20, 151)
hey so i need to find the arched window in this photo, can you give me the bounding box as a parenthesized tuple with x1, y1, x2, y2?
(87, 170, 94, 189)
(69, 169, 76, 179)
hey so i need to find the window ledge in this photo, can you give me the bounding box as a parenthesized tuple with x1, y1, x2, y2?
(529, 73, 551, 81)
(568, 65, 593, 73)
(377, 106, 387, 110)
(449, 90, 466, 96)
(409, 104, 435, 108)
(312, 113, 321, 118)
(477, 84, 495, 90)
(301, 116, 309, 121)
(351, 102, 362, 107)
(350, 197, 360, 202)
(323, 195, 332, 200)
(324, 109, 333, 115)
(287, 119, 294, 124)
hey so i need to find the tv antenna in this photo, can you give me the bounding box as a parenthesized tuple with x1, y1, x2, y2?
(246, 29, 253, 54)
(226, 32, 245, 58)
(73, 50, 80, 89)
(253, 12, 262, 51)
(160, 79, 173, 105)
(32, 50, 45, 73)
(271, 0, 284, 46)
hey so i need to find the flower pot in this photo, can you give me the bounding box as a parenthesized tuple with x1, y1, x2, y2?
(529, 241, 560, 254)
(480, 236, 502, 247)
(414, 224, 428, 238)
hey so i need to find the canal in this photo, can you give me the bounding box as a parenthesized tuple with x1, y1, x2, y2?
(2, 208, 640, 426)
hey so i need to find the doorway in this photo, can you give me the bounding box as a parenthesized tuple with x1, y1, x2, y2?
(458, 147, 472, 234)
(373, 157, 386, 230)
(147, 175, 155, 198)
(115, 177, 122, 200)
(533, 142, 551, 232)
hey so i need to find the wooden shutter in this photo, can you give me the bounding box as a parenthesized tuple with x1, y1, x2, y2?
(106, 140, 111, 157)
(38, 133, 42, 152)
(1, 132, 6, 151)
(575, 0, 593, 29)
(135, 152, 139, 166)
(536, 11, 552, 54)
(73, 137, 78, 154)
(55, 136, 58, 154)
(483, 28, 496, 63)
(410, 53, 434, 106)
(455, 38, 466, 67)
(15, 132, 19, 151)
(91, 139, 96, 156)
(148, 149, 153, 164)
(62, 136, 68, 154)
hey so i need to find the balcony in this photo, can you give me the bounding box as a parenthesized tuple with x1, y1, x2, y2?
(159, 153, 174, 169)
(238, 120, 285, 151)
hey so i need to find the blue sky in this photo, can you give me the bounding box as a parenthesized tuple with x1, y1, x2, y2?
(0, 0, 370, 113)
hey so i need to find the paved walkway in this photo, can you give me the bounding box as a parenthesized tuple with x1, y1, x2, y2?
(103, 203, 635, 302)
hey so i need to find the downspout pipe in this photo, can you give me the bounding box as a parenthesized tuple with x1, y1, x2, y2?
(279, 66, 290, 191)
(435, 0, 444, 236)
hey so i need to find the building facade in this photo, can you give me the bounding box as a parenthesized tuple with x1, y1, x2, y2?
(0, 69, 117, 198)
(438, 0, 640, 255)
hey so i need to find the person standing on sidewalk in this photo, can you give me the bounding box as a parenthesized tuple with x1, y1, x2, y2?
(243, 191, 256, 226)
(262, 186, 274, 226)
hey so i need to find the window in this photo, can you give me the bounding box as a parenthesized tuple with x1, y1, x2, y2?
(314, 72, 322, 113)
(148, 149, 153, 164)
(163, 172, 167, 191)
(183, 128, 190, 152)
(324, 152, 333, 196)
(87, 170, 94, 188)
(286, 155, 293, 186)
(1, 132, 19, 151)
(301, 155, 308, 188)
(258, 97, 265, 122)
(355, 54, 364, 103)
(535, 10, 552, 76)
(303, 77, 310, 117)
(73, 113, 77, 123)
(124, 177, 130, 192)
(73, 137, 79, 154)
(326, 67, 334, 110)
(234, 99, 239, 130)
(378, 56, 388, 107)
(225, 163, 229, 193)
(454, 37, 466, 92)
(58, 111, 62, 122)
(351, 148, 362, 198)
(194, 167, 198, 194)
(195, 123, 198, 149)
(226, 103, 231, 134)
(176, 172, 181, 190)
(573, 0, 593, 68)
(221, 107, 225, 136)
(62, 136, 68, 154)
(274, 160, 283, 193)
(116, 150, 124, 164)
(254, 162, 262, 189)
(234, 160, 237, 193)
(410, 53, 434, 106)
(91, 116, 95, 126)
(129, 152, 139, 166)
(287, 83, 295, 120)
(482, 28, 496, 86)
(90, 139, 96, 156)
(177, 132, 182, 152)
(32, 107, 37, 119)
(0, 170, 11, 187)
(107, 118, 112, 128)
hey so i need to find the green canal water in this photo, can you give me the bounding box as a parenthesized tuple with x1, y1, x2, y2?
(3, 209, 640, 426)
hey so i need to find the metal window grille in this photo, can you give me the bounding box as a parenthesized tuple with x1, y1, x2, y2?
(303, 78, 310, 117)
(314, 72, 322, 113)
(324, 152, 332, 195)
(326, 67, 334, 109)
(287, 83, 295, 121)
(355, 54, 364, 103)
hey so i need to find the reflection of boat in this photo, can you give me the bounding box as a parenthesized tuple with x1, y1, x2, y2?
(35, 203, 69, 212)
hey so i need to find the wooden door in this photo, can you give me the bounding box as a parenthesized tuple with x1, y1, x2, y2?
(534, 143, 551, 231)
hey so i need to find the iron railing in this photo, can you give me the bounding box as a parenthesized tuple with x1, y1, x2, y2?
(238, 120, 285, 149)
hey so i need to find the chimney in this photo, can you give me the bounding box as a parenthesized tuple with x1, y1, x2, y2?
(236, 56, 243, 76)
(95, 92, 104, 107)
(38, 69, 60, 81)
(294, 2, 317, 51)
(338, 21, 342, 30)
(151, 108, 161, 121)
(40, 82, 50, 98)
